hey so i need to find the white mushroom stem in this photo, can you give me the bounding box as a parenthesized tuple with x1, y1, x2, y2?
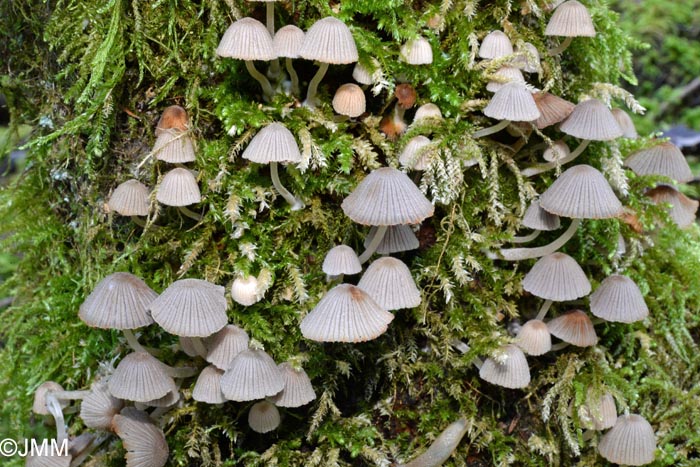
(285, 58, 300, 95)
(399, 417, 469, 467)
(178, 206, 203, 221)
(130, 215, 147, 227)
(521, 140, 591, 177)
(188, 336, 208, 358)
(550, 342, 570, 351)
(450, 339, 484, 369)
(245, 60, 275, 100)
(510, 230, 541, 244)
(496, 218, 582, 261)
(270, 162, 304, 210)
(51, 390, 91, 401)
(535, 300, 553, 321)
(122, 329, 147, 353)
(264, 3, 281, 79)
(305, 62, 329, 107)
(548, 36, 574, 56)
(45, 394, 68, 445)
(473, 119, 511, 138)
(358, 225, 388, 264)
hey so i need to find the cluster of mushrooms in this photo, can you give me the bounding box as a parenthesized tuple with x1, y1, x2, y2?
(29, 0, 698, 466)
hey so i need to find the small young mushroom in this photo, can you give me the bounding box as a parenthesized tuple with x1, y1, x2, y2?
(486, 66, 525, 93)
(546, 309, 598, 347)
(598, 414, 656, 466)
(479, 344, 531, 389)
(522, 252, 591, 302)
(400, 36, 433, 65)
(112, 407, 169, 467)
(204, 324, 250, 370)
(220, 344, 285, 401)
(332, 83, 366, 118)
(230, 275, 262, 306)
(579, 392, 617, 430)
(478, 31, 513, 59)
(399, 135, 432, 171)
(272, 25, 305, 95)
(646, 185, 699, 229)
(192, 365, 227, 404)
(611, 108, 638, 139)
(272, 362, 316, 408)
(413, 103, 443, 124)
(322, 245, 362, 281)
(156, 167, 202, 220)
(357, 257, 421, 310)
(545, 0, 596, 55)
(248, 400, 281, 433)
(108, 180, 151, 226)
(515, 319, 552, 356)
(107, 352, 179, 403)
(513, 42, 541, 74)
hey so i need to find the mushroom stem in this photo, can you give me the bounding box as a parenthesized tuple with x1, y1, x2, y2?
(305, 61, 329, 107)
(399, 417, 469, 467)
(270, 162, 304, 210)
(71, 433, 109, 467)
(285, 57, 300, 95)
(535, 300, 553, 321)
(130, 216, 147, 227)
(511, 230, 541, 244)
(122, 329, 147, 353)
(548, 36, 574, 56)
(358, 225, 388, 264)
(473, 119, 511, 138)
(45, 394, 67, 445)
(550, 342, 570, 351)
(496, 218, 582, 261)
(178, 206, 203, 221)
(52, 390, 91, 401)
(244, 60, 275, 100)
(521, 139, 591, 177)
(264, 3, 281, 80)
(450, 339, 484, 369)
(189, 336, 208, 358)
(326, 273, 344, 283)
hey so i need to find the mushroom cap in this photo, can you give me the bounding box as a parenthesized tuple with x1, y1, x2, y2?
(598, 414, 656, 466)
(25, 452, 72, 467)
(341, 167, 434, 226)
(479, 344, 531, 389)
(155, 105, 188, 135)
(242, 122, 302, 164)
(532, 92, 575, 129)
(149, 278, 228, 338)
(544, 0, 596, 37)
(79, 272, 157, 330)
(399, 135, 432, 171)
(646, 185, 699, 228)
(560, 99, 623, 141)
(413, 103, 443, 122)
(542, 140, 571, 162)
(192, 365, 227, 404)
(322, 245, 362, 276)
(230, 276, 260, 306)
(112, 407, 169, 467)
(298, 17, 358, 64)
(611, 108, 638, 139)
(108, 180, 150, 216)
(248, 401, 281, 433)
(216, 17, 275, 61)
(156, 168, 201, 207)
(152, 130, 196, 163)
(515, 319, 552, 356)
(332, 83, 366, 118)
(522, 252, 591, 301)
(400, 36, 433, 65)
(539, 164, 623, 219)
(364, 224, 420, 254)
(352, 61, 374, 85)
(273, 25, 305, 58)
(205, 324, 250, 370)
(579, 392, 617, 430)
(357, 257, 421, 310)
(522, 200, 561, 231)
(272, 362, 316, 408)
(483, 82, 540, 122)
(300, 283, 394, 342)
(478, 31, 513, 59)
(589, 274, 648, 323)
(486, 66, 525, 93)
(624, 141, 693, 183)
(143, 389, 180, 408)
(546, 309, 597, 346)
(79, 382, 124, 430)
(33, 381, 68, 415)
(513, 42, 541, 73)
(108, 352, 177, 403)
(220, 348, 284, 401)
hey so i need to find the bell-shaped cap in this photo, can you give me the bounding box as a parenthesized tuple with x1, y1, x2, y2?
(216, 17, 275, 61)
(611, 108, 638, 139)
(545, 0, 596, 37)
(108, 180, 150, 216)
(542, 140, 571, 162)
(112, 407, 169, 467)
(580, 392, 617, 430)
(332, 83, 366, 118)
(486, 66, 525, 93)
(25, 452, 71, 467)
(522, 252, 591, 301)
(547, 309, 597, 346)
(33, 382, 68, 415)
(522, 200, 561, 231)
(108, 352, 176, 403)
(364, 224, 420, 254)
(205, 324, 250, 370)
(515, 319, 552, 356)
(248, 401, 281, 433)
(590, 274, 648, 323)
(341, 167, 434, 226)
(624, 141, 693, 183)
(152, 130, 196, 163)
(242, 122, 301, 164)
(272, 362, 316, 407)
(539, 164, 623, 219)
(220, 348, 284, 401)
(598, 414, 656, 466)
(399, 135, 432, 171)
(483, 82, 540, 122)
(479, 344, 531, 388)
(560, 99, 623, 141)
(478, 31, 513, 59)
(155, 105, 188, 135)
(322, 245, 362, 276)
(79, 272, 157, 330)
(413, 103, 443, 122)
(79, 382, 124, 430)
(532, 92, 575, 129)
(298, 17, 358, 64)
(230, 276, 260, 306)
(192, 365, 226, 404)
(357, 257, 421, 310)
(352, 61, 374, 85)
(156, 168, 201, 207)
(149, 278, 227, 337)
(513, 42, 540, 73)
(400, 36, 433, 65)
(646, 185, 699, 228)
(300, 283, 394, 342)
(273, 25, 305, 58)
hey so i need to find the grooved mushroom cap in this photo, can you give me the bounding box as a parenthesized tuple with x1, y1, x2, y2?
(149, 278, 228, 337)
(298, 17, 358, 64)
(273, 25, 305, 58)
(152, 130, 196, 163)
(216, 17, 276, 61)
(341, 167, 434, 226)
(560, 99, 623, 141)
(25, 452, 71, 467)
(544, 0, 596, 37)
(108, 180, 150, 216)
(400, 36, 433, 65)
(192, 365, 226, 404)
(272, 362, 316, 407)
(156, 168, 201, 207)
(230, 276, 260, 306)
(364, 224, 420, 254)
(322, 245, 362, 276)
(483, 82, 540, 122)
(478, 31, 513, 59)
(513, 42, 541, 73)
(79, 272, 157, 330)
(624, 142, 693, 183)
(598, 414, 657, 466)
(332, 83, 366, 118)
(515, 319, 552, 356)
(522, 252, 591, 301)
(300, 283, 394, 342)
(220, 348, 284, 401)
(205, 324, 250, 370)
(590, 274, 648, 323)
(522, 200, 561, 231)
(646, 185, 699, 228)
(108, 352, 176, 403)
(413, 103, 443, 122)
(546, 309, 597, 346)
(143, 389, 180, 408)
(532, 92, 575, 129)
(33, 382, 68, 415)
(539, 164, 623, 219)
(242, 122, 301, 164)
(352, 61, 374, 85)
(486, 66, 525, 93)
(611, 108, 638, 139)
(79, 382, 124, 430)
(357, 257, 421, 310)
(399, 135, 432, 171)
(156, 105, 188, 135)
(479, 344, 531, 388)
(248, 401, 281, 433)
(112, 407, 169, 467)
(580, 392, 617, 430)
(542, 140, 571, 162)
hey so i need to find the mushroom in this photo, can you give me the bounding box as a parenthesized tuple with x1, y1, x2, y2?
(107, 352, 180, 403)
(155, 105, 188, 135)
(579, 392, 617, 430)
(514, 319, 552, 356)
(546, 309, 598, 347)
(400, 36, 433, 65)
(155, 167, 203, 220)
(598, 414, 656, 466)
(33, 382, 86, 445)
(479, 344, 531, 389)
(545, 0, 596, 55)
(412, 103, 443, 124)
(646, 185, 699, 229)
(478, 31, 513, 59)
(220, 344, 285, 401)
(79, 382, 124, 430)
(357, 257, 421, 310)
(230, 275, 262, 306)
(363, 224, 420, 255)
(112, 407, 169, 467)
(512, 42, 541, 74)
(399, 135, 432, 171)
(531, 92, 575, 130)
(204, 324, 250, 370)
(611, 108, 638, 139)
(352, 58, 381, 87)
(272, 25, 305, 95)
(542, 140, 570, 162)
(192, 365, 227, 404)
(510, 199, 561, 244)
(272, 362, 316, 408)
(624, 141, 693, 183)
(322, 245, 362, 281)
(108, 180, 151, 226)
(332, 83, 366, 118)
(472, 82, 540, 138)
(248, 400, 281, 433)
(589, 274, 649, 323)
(485, 66, 525, 93)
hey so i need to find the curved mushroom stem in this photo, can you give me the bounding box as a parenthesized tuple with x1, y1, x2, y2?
(270, 162, 304, 210)
(497, 218, 582, 261)
(535, 300, 553, 321)
(178, 206, 203, 221)
(358, 225, 388, 264)
(130, 215, 147, 227)
(473, 119, 511, 138)
(400, 417, 469, 467)
(45, 394, 68, 445)
(326, 273, 344, 283)
(244, 60, 275, 100)
(122, 329, 147, 353)
(521, 139, 591, 177)
(450, 339, 484, 369)
(511, 230, 541, 244)
(305, 62, 329, 108)
(548, 36, 574, 56)
(550, 342, 570, 351)
(285, 58, 300, 96)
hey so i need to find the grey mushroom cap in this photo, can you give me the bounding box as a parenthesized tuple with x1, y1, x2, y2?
(242, 122, 302, 164)
(646, 185, 699, 228)
(522, 252, 591, 301)
(544, 0, 596, 37)
(579, 392, 617, 430)
(220, 348, 285, 402)
(25, 452, 72, 467)
(546, 309, 598, 347)
(590, 274, 649, 323)
(156, 167, 201, 207)
(522, 200, 561, 231)
(598, 414, 657, 466)
(479, 344, 531, 389)
(79, 382, 124, 430)
(515, 319, 552, 356)
(192, 365, 227, 404)
(532, 92, 575, 129)
(204, 324, 250, 370)
(216, 17, 276, 61)
(322, 245, 362, 276)
(273, 25, 305, 58)
(248, 400, 281, 433)
(152, 130, 196, 164)
(624, 141, 693, 183)
(108, 180, 150, 216)
(33, 382, 68, 415)
(298, 17, 358, 64)
(112, 407, 169, 467)
(364, 224, 420, 254)
(478, 30, 513, 59)
(357, 257, 421, 310)
(483, 82, 540, 122)
(560, 99, 623, 141)
(272, 362, 316, 408)
(108, 352, 177, 403)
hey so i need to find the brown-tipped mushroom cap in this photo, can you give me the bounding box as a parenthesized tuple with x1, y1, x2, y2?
(152, 130, 196, 164)
(155, 105, 188, 135)
(112, 407, 169, 467)
(242, 122, 301, 164)
(598, 414, 656, 466)
(248, 401, 281, 433)
(108, 352, 176, 403)
(216, 17, 275, 61)
(611, 108, 638, 139)
(33, 382, 68, 415)
(515, 319, 552, 356)
(522, 200, 561, 231)
(220, 348, 284, 401)
(364, 225, 420, 254)
(192, 365, 226, 404)
(522, 252, 591, 301)
(478, 31, 513, 59)
(590, 274, 648, 323)
(624, 141, 693, 183)
(298, 17, 358, 64)
(545, 0, 596, 37)
(357, 257, 421, 310)
(156, 168, 201, 207)
(79, 382, 124, 430)
(322, 245, 362, 276)
(332, 83, 366, 118)
(483, 82, 540, 122)
(546, 309, 597, 346)
(400, 36, 433, 65)
(272, 362, 316, 407)
(560, 99, 623, 141)
(532, 92, 575, 129)
(204, 324, 250, 370)
(108, 180, 150, 217)
(399, 135, 432, 171)
(273, 25, 305, 58)
(479, 344, 531, 388)
(646, 185, 699, 228)
(79, 272, 157, 330)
